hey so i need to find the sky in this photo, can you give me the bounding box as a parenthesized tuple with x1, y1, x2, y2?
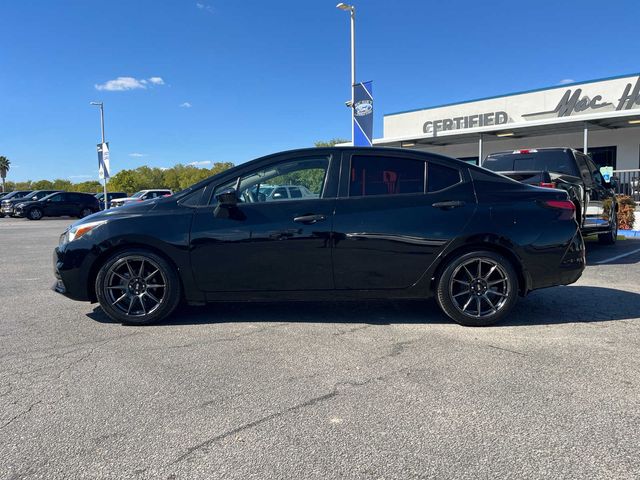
(1, 0, 639, 182)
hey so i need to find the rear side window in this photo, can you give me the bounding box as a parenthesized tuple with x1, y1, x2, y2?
(349, 155, 425, 197)
(428, 163, 461, 192)
(289, 187, 302, 198)
(483, 151, 579, 177)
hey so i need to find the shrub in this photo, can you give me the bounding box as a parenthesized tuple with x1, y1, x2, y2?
(616, 195, 636, 230)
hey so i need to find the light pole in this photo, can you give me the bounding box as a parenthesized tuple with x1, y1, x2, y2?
(336, 3, 356, 144)
(90, 101, 108, 209)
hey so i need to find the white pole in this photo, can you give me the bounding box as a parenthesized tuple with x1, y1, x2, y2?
(99, 103, 108, 209)
(350, 7, 355, 145)
(478, 134, 483, 166)
(583, 123, 588, 154)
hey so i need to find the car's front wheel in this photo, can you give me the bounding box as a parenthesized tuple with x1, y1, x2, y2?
(95, 249, 181, 325)
(436, 250, 519, 327)
(27, 208, 43, 220)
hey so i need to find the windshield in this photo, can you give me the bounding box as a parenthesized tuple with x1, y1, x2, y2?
(131, 191, 145, 198)
(483, 151, 579, 177)
(2, 191, 30, 200)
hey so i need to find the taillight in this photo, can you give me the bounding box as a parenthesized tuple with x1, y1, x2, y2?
(542, 200, 575, 220)
(538, 182, 556, 188)
(513, 149, 538, 154)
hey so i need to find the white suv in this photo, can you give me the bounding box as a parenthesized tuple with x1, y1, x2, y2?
(109, 189, 172, 208)
(256, 185, 318, 202)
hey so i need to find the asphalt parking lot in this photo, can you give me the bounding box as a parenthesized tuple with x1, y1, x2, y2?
(1, 217, 639, 479)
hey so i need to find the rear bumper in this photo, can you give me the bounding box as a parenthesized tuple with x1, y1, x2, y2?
(529, 230, 585, 291)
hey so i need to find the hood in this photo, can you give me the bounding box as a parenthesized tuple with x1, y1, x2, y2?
(68, 198, 158, 228)
(13, 199, 41, 208)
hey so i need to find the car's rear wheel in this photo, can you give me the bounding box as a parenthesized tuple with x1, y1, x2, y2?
(95, 249, 181, 325)
(598, 211, 617, 245)
(79, 208, 93, 218)
(27, 208, 43, 220)
(436, 250, 518, 326)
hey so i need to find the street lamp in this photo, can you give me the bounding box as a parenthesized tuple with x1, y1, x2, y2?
(90, 101, 108, 209)
(336, 2, 356, 144)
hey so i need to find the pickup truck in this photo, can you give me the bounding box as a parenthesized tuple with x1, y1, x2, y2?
(482, 148, 618, 244)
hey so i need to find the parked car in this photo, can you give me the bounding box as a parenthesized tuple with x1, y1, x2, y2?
(1, 190, 33, 217)
(0, 192, 10, 200)
(15, 191, 99, 220)
(482, 148, 618, 244)
(1, 190, 60, 217)
(53, 147, 585, 327)
(109, 189, 172, 208)
(249, 184, 318, 202)
(95, 191, 127, 209)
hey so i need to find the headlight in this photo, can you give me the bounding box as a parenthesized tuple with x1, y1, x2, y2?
(67, 220, 107, 242)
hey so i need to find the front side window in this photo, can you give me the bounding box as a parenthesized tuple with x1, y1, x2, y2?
(349, 155, 425, 197)
(212, 156, 328, 204)
(48, 193, 66, 202)
(428, 163, 461, 192)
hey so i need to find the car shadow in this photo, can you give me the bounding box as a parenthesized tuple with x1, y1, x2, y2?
(87, 285, 640, 327)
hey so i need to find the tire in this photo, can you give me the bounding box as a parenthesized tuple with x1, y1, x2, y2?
(95, 249, 181, 325)
(436, 250, 519, 327)
(79, 208, 93, 218)
(598, 211, 617, 245)
(27, 208, 43, 220)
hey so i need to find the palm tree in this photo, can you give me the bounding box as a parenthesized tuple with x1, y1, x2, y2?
(0, 156, 10, 192)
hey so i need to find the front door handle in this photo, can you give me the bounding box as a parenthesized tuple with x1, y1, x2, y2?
(432, 200, 466, 210)
(293, 214, 327, 224)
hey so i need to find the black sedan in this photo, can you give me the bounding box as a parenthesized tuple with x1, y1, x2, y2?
(53, 147, 585, 327)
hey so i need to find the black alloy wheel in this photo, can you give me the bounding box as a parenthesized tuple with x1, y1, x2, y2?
(28, 208, 43, 220)
(436, 250, 518, 326)
(95, 249, 180, 325)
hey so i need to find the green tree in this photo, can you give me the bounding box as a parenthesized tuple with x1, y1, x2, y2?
(314, 138, 349, 147)
(0, 156, 10, 192)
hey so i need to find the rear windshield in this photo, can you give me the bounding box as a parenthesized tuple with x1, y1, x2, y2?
(483, 151, 579, 177)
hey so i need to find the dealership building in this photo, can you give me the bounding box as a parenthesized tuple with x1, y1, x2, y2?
(374, 73, 640, 172)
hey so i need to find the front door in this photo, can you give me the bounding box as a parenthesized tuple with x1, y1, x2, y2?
(43, 192, 69, 216)
(332, 152, 477, 290)
(190, 153, 337, 292)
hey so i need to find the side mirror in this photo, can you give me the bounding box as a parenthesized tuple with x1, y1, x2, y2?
(272, 192, 283, 199)
(216, 188, 238, 207)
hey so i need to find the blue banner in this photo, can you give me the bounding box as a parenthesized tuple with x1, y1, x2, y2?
(353, 81, 373, 146)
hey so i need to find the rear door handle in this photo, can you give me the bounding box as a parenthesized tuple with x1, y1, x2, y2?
(293, 214, 327, 224)
(432, 200, 466, 210)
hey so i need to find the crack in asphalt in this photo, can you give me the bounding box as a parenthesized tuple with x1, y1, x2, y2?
(169, 378, 377, 466)
(1, 399, 42, 430)
(487, 344, 528, 356)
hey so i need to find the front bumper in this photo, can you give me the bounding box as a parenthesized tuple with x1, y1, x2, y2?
(52, 243, 94, 302)
(1, 205, 14, 215)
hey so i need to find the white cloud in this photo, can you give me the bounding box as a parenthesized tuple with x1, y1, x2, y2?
(69, 174, 94, 179)
(128, 152, 147, 157)
(95, 76, 166, 91)
(180, 102, 192, 108)
(196, 2, 214, 13)
(558, 78, 575, 85)
(188, 161, 212, 167)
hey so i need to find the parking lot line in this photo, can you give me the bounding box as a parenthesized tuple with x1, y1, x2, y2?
(594, 247, 640, 265)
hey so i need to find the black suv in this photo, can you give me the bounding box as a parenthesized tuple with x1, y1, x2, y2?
(95, 192, 127, 209)
(15, 192, 100, 220)
(0, 190, 33, 217)
(1, 190, 60, 217)
(483, 148, 618, 244)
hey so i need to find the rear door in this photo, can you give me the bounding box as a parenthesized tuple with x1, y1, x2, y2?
(331, 151, 477, 290)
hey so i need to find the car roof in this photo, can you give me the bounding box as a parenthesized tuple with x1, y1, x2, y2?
(486, 147, 575, 157)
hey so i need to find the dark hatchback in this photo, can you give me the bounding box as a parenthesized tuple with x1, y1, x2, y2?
(16, 191, 99, 220)
(53, 147, 585, 327)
